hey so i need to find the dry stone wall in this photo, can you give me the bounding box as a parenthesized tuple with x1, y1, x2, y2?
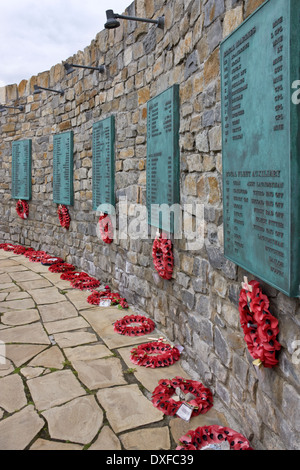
(0, 0, 299, 450)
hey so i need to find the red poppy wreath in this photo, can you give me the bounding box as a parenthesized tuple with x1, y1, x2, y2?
(16, 200, 29, 220)
(239, 278, 281, 368)
(87, 286, 129, 309)
(152, 233, 174, 280)
(151, 376, 213, 417)
(176, 425, 253, 451)
(99, 214, 113, 244)
(114, 314, 155, 336)
(48, 263, 76, 273)
(58, 205, 71, 230)
(130, 341, 181, 368)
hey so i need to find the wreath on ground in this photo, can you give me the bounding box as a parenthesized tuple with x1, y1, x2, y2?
(114, 314, 155, 336)
(59, 271, 100, 290)
(48, 263, 76, 273)
(40, 255, 64, 266)
(130, 340, 181, 368)
(25, 250, 49, 262)
(151, 376, 213, 417)
(13, 245, 34, 255)
(99, 214, 113, 244)
(87, 286, 129, 309)
(152, 233, 174, 280)
(58, 205, 71, 230)
(0, 243, 16, 251)
(239, 277, 281, 368)
(16, 200, 29, 220)
(176, 425, 253, 451)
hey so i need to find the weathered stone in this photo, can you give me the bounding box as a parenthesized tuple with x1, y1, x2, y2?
(72, 357, 126, 390)
(42, 395, 103, 445)
(0, 323, 51, 345)
(97, 384, 164, 433)
(30, 439, 83, 450)
(0, 374, 27, 413)
(0, 405, 44, 450)
(121, 427, 171, 450)
(27, 370, 85, 411)
(88, 426, 121, 450)
(38, 301, 78, 322)
(28, 346, 65, 370)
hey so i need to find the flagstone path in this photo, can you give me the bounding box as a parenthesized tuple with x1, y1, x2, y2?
(0, 249, 230, 450)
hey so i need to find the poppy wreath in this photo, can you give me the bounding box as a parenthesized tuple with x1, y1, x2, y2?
(1, 243, 16, 251)
(239, 279, 281, 368)
(48, 263, 76, 274)
(176, 425, 253, 451)
(87, 286, 129, 309)
(99, 214, 114, 244)
(60, 271, 90, 282)
(152, 234, 174, 280)
(58, 205, 71, 230)
(130, 341, 181, 368)
(70, 274, 101, 291)
(40, 255, 64, 266)
(26, 250, 49, 262)
(114, 314, 155, 336)
(151, 376, 213, 417)
(16, 200, 29, 220)
(13, 245, 34, 255)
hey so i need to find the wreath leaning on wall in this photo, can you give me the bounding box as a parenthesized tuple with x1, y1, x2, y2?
(239, 277, 281, 368)
(16, 200, 29, 220)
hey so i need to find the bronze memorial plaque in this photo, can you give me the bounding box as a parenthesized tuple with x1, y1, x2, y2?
(221, 0, 300, 297)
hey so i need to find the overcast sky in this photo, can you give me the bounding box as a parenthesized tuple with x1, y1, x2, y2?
(0, 0, 132, 87)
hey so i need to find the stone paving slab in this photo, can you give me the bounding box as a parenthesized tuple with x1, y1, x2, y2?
(120, 426, 171, 450)
(72, 357, 127, 390)
(27, 369, 86, 411)
(0, 322, 51, 345)
(63, 343, 113, 362)
(53, 330, 98, 348)
(4, 344, 48, 367)
(88, 426, 121, 450)
(28, 287, 66, 305)
(28, 345, 65, 370)
(38, 301, 78, 322)
(0, 374, 27, 413)
(42, 395, 103, 445)
(30, 438, 83, 450)
(1, 308, 40, 326)
(97, 384, 164, 434)
(0, 405, 45, 450)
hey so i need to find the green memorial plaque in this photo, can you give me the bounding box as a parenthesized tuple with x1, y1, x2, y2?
(146, 85, 180, 233)
(92, 116, 115, 213)
(221, 0, 300, 297)
(12, 140, 32, 201)
(53, 131, 74, 206)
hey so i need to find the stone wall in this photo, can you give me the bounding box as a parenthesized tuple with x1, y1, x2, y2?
(0, 0, 299, 450)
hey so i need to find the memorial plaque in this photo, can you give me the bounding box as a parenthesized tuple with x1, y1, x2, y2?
(220, 0, 300, 297)
(146, 85, 180, 233)
(53, 131, 74, 206)
(92, 116, 115, 213)
(12, 140, 32, 200)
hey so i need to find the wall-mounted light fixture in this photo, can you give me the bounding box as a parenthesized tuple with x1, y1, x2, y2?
(105, 9, 164, 30)
(64, 63, 105, 75)
(33, 85, 64, 96)
(0, 104, 24, 112)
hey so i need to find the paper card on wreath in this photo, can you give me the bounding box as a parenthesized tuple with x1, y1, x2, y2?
(99, 298, 111, 307)
(176, 402, 194, 422)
